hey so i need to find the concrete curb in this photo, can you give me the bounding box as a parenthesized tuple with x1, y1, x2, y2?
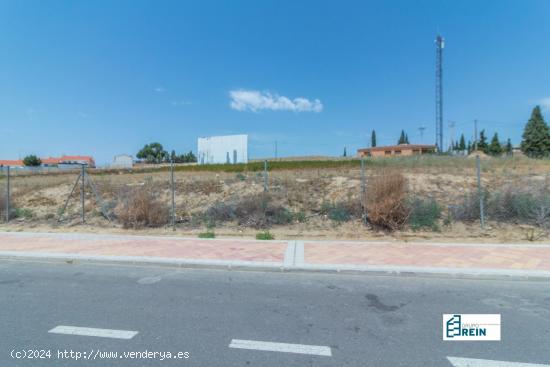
(1, 251, 550, 281)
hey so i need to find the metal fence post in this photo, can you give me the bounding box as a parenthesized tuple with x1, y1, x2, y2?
(81, 164, 85, 223)
(361, 158, 367, 224)
(170, 159, 175, 231)
(263, 160, 268, 192)
(5, 166, 10, 223)
(476, 155, 485, 230)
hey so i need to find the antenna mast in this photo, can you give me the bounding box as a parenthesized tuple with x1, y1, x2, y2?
(435, 34, 444, 152)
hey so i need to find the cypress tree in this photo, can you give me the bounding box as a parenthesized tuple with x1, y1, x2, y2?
(505, 138, 513, 156)
(371, 130, 377, 147)
(478, 130, 488, 153)
(459, 134, 466, 151)
(487, 133, 503, 156)
(398, 130, 406, 144)
(521, 106, 550, 158)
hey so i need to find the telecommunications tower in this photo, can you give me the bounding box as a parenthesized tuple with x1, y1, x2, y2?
(435, 34, 444, 152)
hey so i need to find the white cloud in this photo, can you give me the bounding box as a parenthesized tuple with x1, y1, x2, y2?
(229, 89, 323, 113)
(539, 97, 550, 111)
(154, 86, 166, 93)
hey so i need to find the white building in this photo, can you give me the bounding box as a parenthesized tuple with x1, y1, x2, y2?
(111, 154, 133, 169)
(197, 134, 248, 164)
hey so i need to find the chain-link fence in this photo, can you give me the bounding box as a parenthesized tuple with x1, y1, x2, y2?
(1, 156, 549, 240)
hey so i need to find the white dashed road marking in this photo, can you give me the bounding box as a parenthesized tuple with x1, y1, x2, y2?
(447, 356, 550, 367)
(49, 326, 138, 340)
(229, 339, 332, 356)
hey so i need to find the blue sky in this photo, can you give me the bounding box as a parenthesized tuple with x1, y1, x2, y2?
(1, 0, 549, 165)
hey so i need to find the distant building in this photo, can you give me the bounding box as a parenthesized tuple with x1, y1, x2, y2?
(0, 160, 24, 168)
(0, 155, 95, 169)
(41, 157, 61, 167)
(198, 134, 248, 164)
(57, 156, 96, 169)
(357, 144, 436, 158)
(112, 154, 133, 169)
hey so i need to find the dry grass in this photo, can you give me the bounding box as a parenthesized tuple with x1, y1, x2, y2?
(114, 183, 169, 229)
(367, 172, 410, 230)
(181, 179, 223, 195)
(1, 156, 549, 240)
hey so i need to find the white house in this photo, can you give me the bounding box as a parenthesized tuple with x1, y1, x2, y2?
(112, 154, 133, 169)
(197, 134, 248, 164)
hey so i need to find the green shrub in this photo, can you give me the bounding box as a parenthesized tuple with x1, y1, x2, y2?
(235, 173, 246, 181)
(256, 231, 274, 240)
(449, 191, 487, 222)
(198, 230, 216, 238)
(408, 198, 441, 231)
(14, 208, 33, 219)
(320, 202, 351, 223)
(487, 189, 550, 227)
(294, 211, 307, 223)
(273, 208, 294, 225)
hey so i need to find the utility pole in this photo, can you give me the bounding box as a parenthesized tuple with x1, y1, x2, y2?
(435, 34, 444, 152)
(5, 166, 10, 223)
(81, 164, 85, 223)
(474, 119, 478, 151)
(170, 158, 175, 231)
(448, 120, 456, 151)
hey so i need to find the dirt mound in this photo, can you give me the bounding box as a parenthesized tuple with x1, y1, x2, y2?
(467, 151, 490, 159)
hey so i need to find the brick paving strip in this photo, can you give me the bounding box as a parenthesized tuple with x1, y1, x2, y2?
(0, 232, 550, 279)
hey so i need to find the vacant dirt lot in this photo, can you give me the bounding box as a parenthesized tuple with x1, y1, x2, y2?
(0, 156, 549, 242)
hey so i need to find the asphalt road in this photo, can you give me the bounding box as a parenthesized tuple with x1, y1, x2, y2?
(1, 260, 550, 366)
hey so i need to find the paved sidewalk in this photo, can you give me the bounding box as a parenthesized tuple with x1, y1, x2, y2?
(0, 231, 550, 279)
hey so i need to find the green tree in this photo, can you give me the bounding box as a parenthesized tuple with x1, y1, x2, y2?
(505, 138, 513, 156)
(343, 147, 347, 157)
(398, 130, 407, 144)
(458, 134, 466, 151)
(405, 133, 409, 144)
(23, 155, 41, 166)
(467, 141, 472, 154)
(371, 130, 377, 147)
(182, 151, 197, 163)
(487, 133, 503, 156)
(478, 130, 488, 153)
(521, 106, 550, 158)
(137, 142, 168, 163)
(170, 150, 176, 163)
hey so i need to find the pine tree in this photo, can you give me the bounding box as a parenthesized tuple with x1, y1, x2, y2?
(343, 147, 347, 157)
(405, 133, 409, 144)
(487, 133, 503, 156)
(478, 130, 488, 153)
(467, 141, 472, 154)
(459, 134, 466, 151)
(521, 106, 550, 158)
(505, 138, 513, 156)
(371, 130, 377, 147)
